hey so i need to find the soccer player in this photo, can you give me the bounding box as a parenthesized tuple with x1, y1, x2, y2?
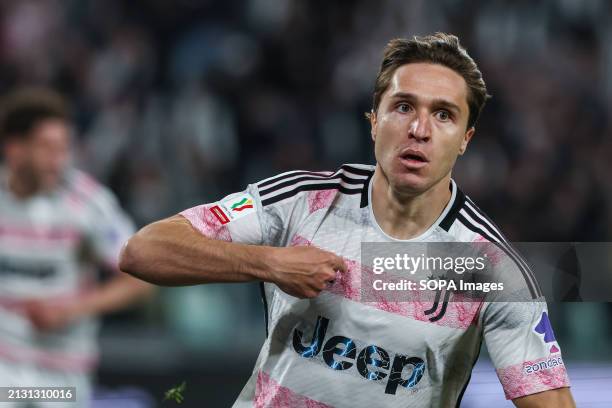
(0, 88, 154, 407)
(120, 33, 575, 407)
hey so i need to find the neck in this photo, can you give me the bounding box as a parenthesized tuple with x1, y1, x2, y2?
(371, 166, 452, 240)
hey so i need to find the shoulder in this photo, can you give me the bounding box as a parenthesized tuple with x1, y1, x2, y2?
(443, 186, 508, 244)
(444, 183, 542, 299)
(61, 169, 121, 215)
(253, 163, 374, 209)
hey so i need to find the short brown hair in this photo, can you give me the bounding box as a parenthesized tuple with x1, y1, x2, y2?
(369, 33, 490, 129)
(0, 87, 69, 143)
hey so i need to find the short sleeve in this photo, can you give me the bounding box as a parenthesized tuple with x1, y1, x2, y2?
(179, 182, 310, 247)
(482, 300, 571, 400)
(180, 184, 263, 244)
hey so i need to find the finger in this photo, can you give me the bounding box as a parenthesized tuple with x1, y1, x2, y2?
(331, 255, 347, 273)
(315, 281, 326, 291)
(309, 281, 325, 294)
(320, 269, 336, 282)
(304, 289, 319, 298)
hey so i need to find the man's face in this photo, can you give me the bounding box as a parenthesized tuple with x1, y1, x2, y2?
(370, 62, 474, 195)
(6, 119, 71, 192)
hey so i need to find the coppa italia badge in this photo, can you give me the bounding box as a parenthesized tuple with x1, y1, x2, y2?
(229, 197, 253, 212)
(209, 194, 256, 225)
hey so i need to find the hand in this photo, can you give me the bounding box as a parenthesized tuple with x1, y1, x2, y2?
(266, 246, 347, 299)
(23, 299, 82, 332)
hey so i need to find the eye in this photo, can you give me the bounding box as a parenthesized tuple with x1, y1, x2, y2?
(397, 103, 412, 113)
(435, 110, 451, 122)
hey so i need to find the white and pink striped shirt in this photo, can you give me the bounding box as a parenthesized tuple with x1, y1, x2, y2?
(0, 168, 134, 372)
(181, 163, 570, 407)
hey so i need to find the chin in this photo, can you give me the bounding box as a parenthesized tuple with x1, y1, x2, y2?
(40, 176, 61, 191)
(390, 173, 431, 195)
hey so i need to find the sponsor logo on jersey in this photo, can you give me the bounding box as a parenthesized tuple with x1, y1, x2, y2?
(523, 356, 564, 375)
(534, 312, 560, 354)
(292, 315, 426, 395)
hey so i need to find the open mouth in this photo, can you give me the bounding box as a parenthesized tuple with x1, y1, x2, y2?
(399, 149, 429, 163)
(402, 153, 427, 162)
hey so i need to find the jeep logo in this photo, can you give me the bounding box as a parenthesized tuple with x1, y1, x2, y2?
(292, 315, 426, 395)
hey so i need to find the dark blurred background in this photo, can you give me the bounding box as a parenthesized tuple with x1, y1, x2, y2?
(0, 0, 610, 406)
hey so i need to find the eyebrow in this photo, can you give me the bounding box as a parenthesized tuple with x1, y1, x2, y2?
(390, 92, 463, 115)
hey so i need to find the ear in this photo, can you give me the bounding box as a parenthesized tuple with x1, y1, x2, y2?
(458, 127, 475, 155)
(369, 110, 377, 142)
(2, 138, 25, 166)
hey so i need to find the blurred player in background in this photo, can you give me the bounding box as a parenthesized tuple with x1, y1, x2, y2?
(0, 88, 154, 407)
(121, 34, 575, 407)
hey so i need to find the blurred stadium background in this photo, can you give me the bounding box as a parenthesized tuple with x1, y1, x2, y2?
(1, 0, 611, 406)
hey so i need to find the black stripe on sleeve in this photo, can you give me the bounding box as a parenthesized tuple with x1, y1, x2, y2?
(257, 164, 373, 189)
(460, 204, 542, 297)
(340, 164, 375, 176)
(259, 173, 367, 197)
(258, 170, 334, 189)
(261, 182, 364, 207)
(456, 213, 540, 299)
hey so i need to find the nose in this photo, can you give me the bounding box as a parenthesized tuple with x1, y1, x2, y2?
(408, 112, 431, 142)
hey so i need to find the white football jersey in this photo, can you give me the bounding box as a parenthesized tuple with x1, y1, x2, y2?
(0, 168, 135, 373)
(180, 164, 570, 407)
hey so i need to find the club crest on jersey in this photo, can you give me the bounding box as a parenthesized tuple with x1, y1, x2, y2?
(533, 312, 560, 354)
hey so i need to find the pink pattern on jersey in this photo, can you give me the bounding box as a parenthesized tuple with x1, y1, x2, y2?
(254, 371, 331, 408)
(329, 258, 362, 300)
(64, 171, 102, 210)
(473, 235, 488, 243)
(364, 291, 481, 330)
(180, 205, 232, 242)
(290, 235, 312, 247)
(0, 222, 81, 244)
(307, 190, 336, 214)
(288, 235, 481, 330)
(65, 191, 85, 211)
(472, 235, 505, 266)
(74, 171, 101, 195)
(0, 340, 97, 372)
(496, 356, 570, 400)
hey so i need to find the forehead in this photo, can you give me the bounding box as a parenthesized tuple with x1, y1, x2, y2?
(29, 119, 70, 141)
(384, 62, 469, 112)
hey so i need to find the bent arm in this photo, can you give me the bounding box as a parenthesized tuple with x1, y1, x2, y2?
(513, 387, 575, 408)
(119, 215, 271, 286)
